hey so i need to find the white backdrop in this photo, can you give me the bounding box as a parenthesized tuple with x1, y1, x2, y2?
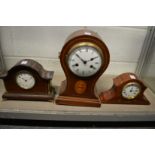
(0, 26, 147, 75)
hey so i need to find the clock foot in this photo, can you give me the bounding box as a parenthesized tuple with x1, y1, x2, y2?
(56, 95, 101, 107)
(2, 91, 55, 101)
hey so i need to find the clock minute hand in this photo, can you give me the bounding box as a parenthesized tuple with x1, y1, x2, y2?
(130, 87, 133, 92)
(75, 54, 87, 64)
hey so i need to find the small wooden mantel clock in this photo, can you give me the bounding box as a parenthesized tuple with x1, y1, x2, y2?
(99, 72, 150, 105)
(56, 29, 110, 107)
(0, 59, 55, 101)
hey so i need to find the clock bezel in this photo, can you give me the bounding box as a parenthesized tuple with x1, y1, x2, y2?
(16, 70, 36, 90)
(67, 42, 104, 77)
(121, 82, 141, 100)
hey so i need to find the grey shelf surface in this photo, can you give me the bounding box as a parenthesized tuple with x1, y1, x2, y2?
(0, 75, 155, 122)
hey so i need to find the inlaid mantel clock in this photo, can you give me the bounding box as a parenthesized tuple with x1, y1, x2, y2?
(0, 59, 55, 101)
(99, 72, 150, 105)
(56, 29, 110, 107)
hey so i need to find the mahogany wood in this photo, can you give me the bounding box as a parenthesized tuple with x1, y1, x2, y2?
(0, 59, 55, 101)
(99, 73, 150, 105)
(56, 29, 110, 107)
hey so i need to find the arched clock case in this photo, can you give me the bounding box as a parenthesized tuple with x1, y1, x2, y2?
(99, 72, 150, 105)
(56, 29, 110, 107)
(0, 59, 55, 101)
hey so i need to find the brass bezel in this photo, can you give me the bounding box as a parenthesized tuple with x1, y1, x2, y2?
(122, 82, 141, 100)
(69, 42, 103, 55)
(67, 42, 104, 77)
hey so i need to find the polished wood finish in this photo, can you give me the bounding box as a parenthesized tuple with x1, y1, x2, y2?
(99, 73, 150, 105)
(0, 59, 55, 101)
(56, 29, 110, 107)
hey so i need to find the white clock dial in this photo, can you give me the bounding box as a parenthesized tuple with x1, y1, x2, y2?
(68, 44, 103, 77)
(16, 71, 35, 89)
(122, 82, 141, 100)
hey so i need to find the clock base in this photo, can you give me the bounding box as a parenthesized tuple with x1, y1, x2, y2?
(100, 90, 150, 105)
(56, 80, 101, 107)
(2, 91, 55, 101)
(56, 95, 101, 107)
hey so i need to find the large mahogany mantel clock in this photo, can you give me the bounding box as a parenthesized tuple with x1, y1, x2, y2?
(56, 29, 110, 107)
(0, 59, 55, 101)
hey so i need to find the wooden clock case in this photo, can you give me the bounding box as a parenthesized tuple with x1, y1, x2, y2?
(56, 29, 110, 107)
(99, 72, 150, 105)
(0, 59, 55, 101)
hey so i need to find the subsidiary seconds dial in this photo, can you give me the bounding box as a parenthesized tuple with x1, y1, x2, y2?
(68, 43, 103, 77)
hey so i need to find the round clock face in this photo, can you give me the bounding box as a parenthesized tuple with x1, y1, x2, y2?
(122, 82, 141, 100)
(16, 71, 35, 90)
(67, 43, 103, 77)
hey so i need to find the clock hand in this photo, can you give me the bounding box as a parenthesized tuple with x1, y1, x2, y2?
(87, 56, 99, 62)
(75, 54, 87, 64)
(130, 87, 133, 92)
(20, 77, 27, 82)
(86, 56, 98, 62)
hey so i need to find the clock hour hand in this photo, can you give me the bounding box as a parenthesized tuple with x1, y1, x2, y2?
(75, 54, 87, 64)
(87, 56, 99, 62)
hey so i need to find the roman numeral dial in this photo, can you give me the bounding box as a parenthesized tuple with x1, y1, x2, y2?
(68, 44, 103, 77)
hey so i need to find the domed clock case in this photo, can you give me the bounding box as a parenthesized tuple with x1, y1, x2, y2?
(0, 59, 55, 101)
(56, 29, 110, 107)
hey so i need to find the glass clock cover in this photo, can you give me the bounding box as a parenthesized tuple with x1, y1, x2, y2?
(122, 82, 141, 100)
(68, 44, 102, 77)
(16, 71, 35, 89)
